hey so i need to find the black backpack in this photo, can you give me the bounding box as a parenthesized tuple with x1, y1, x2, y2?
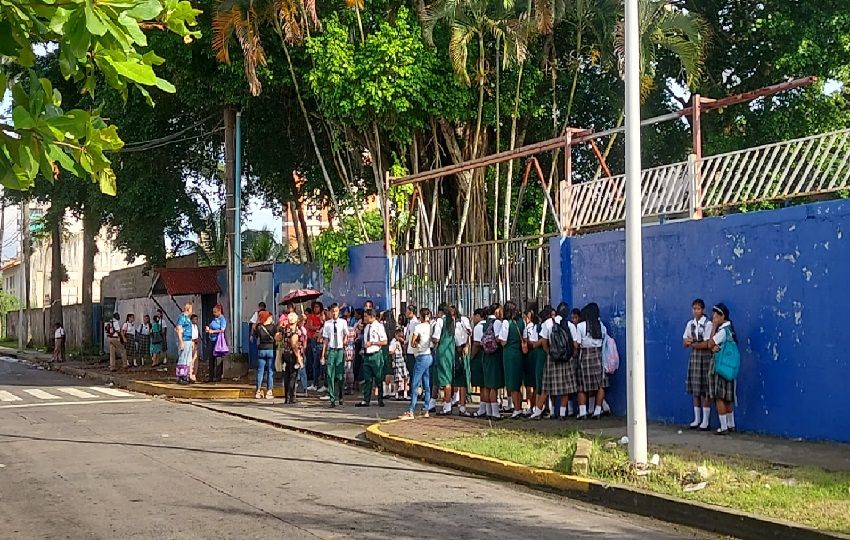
(548, 318, 575, 362)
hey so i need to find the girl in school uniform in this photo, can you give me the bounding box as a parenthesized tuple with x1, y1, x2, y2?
(522, 309, 544, 416)
(389, 328, 409, 399)
(533, 306, 578, 419)
(481, 304, 505, 420)
(498, 301, 526, 419)
(469, 308, 487, 416)
(683, 298, 713, 430)
(576, 303, 606, 420)
(693, 303, 738, 435)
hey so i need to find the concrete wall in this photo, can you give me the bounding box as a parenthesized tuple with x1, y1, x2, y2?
(553, 199, 850, 443)
(6, 304, 90, 349)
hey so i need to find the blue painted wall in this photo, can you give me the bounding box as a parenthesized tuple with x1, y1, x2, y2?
(553, 200, 850, 443)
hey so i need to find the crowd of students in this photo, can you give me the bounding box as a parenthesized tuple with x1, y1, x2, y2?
(104, 308, 173, 371)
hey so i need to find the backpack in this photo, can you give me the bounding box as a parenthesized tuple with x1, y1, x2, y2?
(602, 334, 620, 374)
(151, 323, 163, 344)
(481, 320, 499, 354)
(714, 327, 741, 381)
(548, 318, 574, 362)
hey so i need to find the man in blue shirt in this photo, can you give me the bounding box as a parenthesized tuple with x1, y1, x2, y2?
(176, 303, 194, 384)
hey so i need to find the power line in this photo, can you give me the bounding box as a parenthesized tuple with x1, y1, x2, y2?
(120, 114, 219, 150)
(117, 126, 223, 153)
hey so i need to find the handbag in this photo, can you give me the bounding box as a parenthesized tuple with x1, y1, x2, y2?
(714, 327, 741, 381)
(213, 332, 229, 357)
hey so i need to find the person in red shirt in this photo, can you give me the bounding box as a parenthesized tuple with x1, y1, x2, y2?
(306, 301, 325, 391)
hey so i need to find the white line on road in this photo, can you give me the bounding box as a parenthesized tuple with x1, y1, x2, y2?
(0, 398, 151, 410)
(56, 388, 99, 399)
(87, 387, 134, 397)
(0, 390, 22, 402)
(23, 389, 60, 400)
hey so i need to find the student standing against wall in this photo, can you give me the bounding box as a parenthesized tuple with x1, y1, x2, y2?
(683, 299, 713, 430)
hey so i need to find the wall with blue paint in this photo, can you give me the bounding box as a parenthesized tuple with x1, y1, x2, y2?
(554, 200, 850, 443)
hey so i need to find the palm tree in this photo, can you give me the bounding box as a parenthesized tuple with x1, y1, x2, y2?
(422, 0, 527, 244)
(242, 228, 291, 263)
(212, 0, 345, 229)
(190, 210, 228, 266)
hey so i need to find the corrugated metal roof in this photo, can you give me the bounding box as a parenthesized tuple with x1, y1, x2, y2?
(155, 267, 222, 296)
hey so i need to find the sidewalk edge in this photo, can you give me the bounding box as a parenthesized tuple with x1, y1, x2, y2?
(366, 420, 850, 540)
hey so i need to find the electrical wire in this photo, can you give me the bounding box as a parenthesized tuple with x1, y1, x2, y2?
(117, 126, 223, 153)
(120, 113, 219, 149)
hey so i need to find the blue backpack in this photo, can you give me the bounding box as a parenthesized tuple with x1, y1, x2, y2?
(714, 327, 740, 381)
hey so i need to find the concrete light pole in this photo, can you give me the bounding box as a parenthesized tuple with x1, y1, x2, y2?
(624, 0, 648, 464)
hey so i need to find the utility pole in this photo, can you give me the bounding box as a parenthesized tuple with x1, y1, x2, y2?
(625, 0, 648, 464)
(224, 108, 236, 354)
(233, 111, 243, 353)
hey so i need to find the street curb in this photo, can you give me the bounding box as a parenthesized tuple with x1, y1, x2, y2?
(366, 420, 850, 540)
(192, 403, 375, 449)
(126, 380, 286, 400)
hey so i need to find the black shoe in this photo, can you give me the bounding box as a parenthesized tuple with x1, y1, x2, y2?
(355, 402, 369, 407)
(715, 428, 728, 436)
(590, 414, 601, 420)
(576, 414, 588, 420)
(488, 415, 502, 421)
(436, 409, 452, 416)
(427, 407, 437, 414)
(689, 423, 700, 430)
(330, 402, 337, 408)
(378, 401, 385, 407)
(699, 425, 711, 431)
(458, 410, 472, 417)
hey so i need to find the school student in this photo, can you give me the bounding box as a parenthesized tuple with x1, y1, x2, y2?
(122, 314, 138, 367)
(321, 304, 348, 408)
(470, 308, 487, 416)
(693, 303, 738, 435)
(481, 304, 505, 420)
(389, 328, 409, 399)
(522, 309, 544, 416)
(400, 308, 434, 420)
(432, 303, 457, 415)
(498, 302, 526, 419)
(52, 322, 66, 363)
(450, 305, 472, 416)
(576, 303, 606, 420)
(683, 298, 713, 430)
(357, 309, 388, 407)
(534, 304, 577, 420)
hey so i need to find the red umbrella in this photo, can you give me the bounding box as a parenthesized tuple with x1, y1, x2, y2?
(279, 288, 323, 305)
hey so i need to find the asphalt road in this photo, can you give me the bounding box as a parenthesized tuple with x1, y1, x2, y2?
(0, 358, 711, 540)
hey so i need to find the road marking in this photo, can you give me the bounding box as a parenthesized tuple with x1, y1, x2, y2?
(56, 387, 99, 399)
(0, 398, 151, 410)
(23, 389, 60, 400)
(0, 390, 22, 402)
(88, 387, 134, 397)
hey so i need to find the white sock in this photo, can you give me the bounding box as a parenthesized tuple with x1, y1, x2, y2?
(548, 397, 554, 411)
(491, 402, 500, 416)
(589, 397, 596, 410)
(533, 406, 542, 415)
(602, 400, 611, 413)
(508, 397, 514, 409)
(568, 403, 575, 416)
(453, 391, 460, 404)
(442, 403, 452, 413)
(579, 404, 587, 417)
(559, 406, 567, 417)
(719, 414, 728, 431)
(594, 405, 602, 417)
(429, 398, 437, 410)
(727, 412, 735, 428)
(700, 407, 711, 429)
(691, 407, 701, 425)
(459, 406, 467, 413)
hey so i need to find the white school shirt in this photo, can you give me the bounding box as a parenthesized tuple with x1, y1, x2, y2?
(472, 320, 484, 343)
(412, 321, 432, 356)
(389, 338, 402, 356)
(249, 311, 259, 324)
(524, 323, 539, 342)
(497, 319, 517, 341)
(191, 324, 199, 340)
(538, 316, 563, 340)
(431, 317, 444, 342)
(405, 317, 419, 355)
(139, 323, 151, 336)
(364, 321, 388, 354)
(487, 316, 503, 340)
(712, 321, 732, 346)
(683, 316, 712, 342)
(54, 327, 65, 339)
(122, 322, 136, 336)
(577, 320, 607, 348)
(454, 316, 472, 346)
(322, 318, 348, 350)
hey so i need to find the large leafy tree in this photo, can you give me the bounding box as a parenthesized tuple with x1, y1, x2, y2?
(1, 0, 201, 192)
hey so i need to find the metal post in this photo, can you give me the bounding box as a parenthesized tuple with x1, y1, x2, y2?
(691, 94, 704, 219)
(624, 0, 648, 465)
(561, 134, 573, 236)
(384, 171, 393, 311)
(234, 111, 243, 353)
(17, 203, 24, 353)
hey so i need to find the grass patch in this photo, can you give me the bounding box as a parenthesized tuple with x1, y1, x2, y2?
(441, 428, 850, 534)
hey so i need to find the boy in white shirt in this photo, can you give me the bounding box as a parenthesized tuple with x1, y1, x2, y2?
(52, 323, 66, 363)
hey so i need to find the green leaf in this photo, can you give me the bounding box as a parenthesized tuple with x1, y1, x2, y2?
(0, 22, 18, 56)
(118, 13, 147, 46)
(39, 152, 56, 181)
(85, 4, 108, 36)
(49, 7, 71, 34)
(99, 169, 117, 196)
(105, 56, 157, 85)
(47, 145, 81, 174)
(46, 109, 90, 139)
(12, 106, 35, 129)
(126, 0, 162, 20)
(18, 145, 38, 181)
(67, 11, 91, 59)
(155, 77, 176, 93)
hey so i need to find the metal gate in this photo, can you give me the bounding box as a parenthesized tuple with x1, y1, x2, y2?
(393, 235, 553, 316)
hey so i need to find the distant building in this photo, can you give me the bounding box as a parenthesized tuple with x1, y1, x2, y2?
(281, 188, 378, 251)
(0, 203, 141, 308)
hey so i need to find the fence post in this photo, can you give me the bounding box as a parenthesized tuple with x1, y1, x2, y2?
(560, 132, 573, 236)
(688, 153, 703, 220)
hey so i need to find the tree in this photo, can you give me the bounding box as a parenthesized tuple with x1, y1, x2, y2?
(242, 228, 289, 263)
(190, 210, 228, 266)
(1, 0, 201, 192)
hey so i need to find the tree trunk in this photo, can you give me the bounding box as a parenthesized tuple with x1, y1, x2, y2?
(493, 37, 501, 240)
(289, 202, 308, 263)
(22, 202, 30, 345)
(503, 54, 526, 241)
(280, 39, 344, 230)
(49, 208, 63, 336)
(295, 204, 314, 261)
(81, 207, 97, 351)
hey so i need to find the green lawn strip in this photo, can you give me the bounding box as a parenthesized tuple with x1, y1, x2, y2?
(439, 428, 850, 534)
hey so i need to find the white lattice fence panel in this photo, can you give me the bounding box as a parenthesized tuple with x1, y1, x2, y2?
(700, 128, 850, 210)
